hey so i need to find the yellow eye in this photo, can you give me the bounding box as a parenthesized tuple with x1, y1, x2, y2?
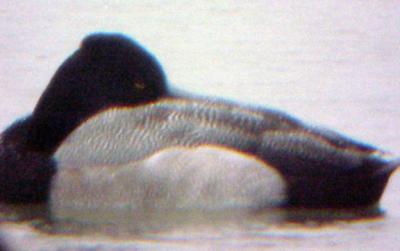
(134, 81, 145, 90)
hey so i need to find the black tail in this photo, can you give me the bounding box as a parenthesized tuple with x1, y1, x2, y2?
(375, 156, 400, 177)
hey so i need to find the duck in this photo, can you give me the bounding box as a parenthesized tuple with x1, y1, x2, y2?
(0, 33, 398, 212)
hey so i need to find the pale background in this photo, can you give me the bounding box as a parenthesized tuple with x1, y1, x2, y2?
(0, 1, 399, 250)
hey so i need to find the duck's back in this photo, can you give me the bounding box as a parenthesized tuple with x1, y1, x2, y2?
(55, 98, 375, 169)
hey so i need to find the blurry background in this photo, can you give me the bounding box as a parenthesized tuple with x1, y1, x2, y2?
(0, 1, 399, 153)
(0, 1, 399, 249)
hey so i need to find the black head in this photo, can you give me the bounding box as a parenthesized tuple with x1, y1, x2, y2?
(27, 33, 167, 154)
(0, 33, 166, 202)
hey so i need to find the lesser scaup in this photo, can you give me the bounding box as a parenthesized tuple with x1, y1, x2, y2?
(53, 98, 399, 209)
(0, 33, 398, 211)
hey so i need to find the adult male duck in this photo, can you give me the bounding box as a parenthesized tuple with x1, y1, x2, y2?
(0, 33, 398, 212)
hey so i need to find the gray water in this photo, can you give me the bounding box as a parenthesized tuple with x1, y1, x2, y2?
(0, 1, 399, 250)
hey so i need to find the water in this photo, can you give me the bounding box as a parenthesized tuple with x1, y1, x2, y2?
(0, 1, 399, 250)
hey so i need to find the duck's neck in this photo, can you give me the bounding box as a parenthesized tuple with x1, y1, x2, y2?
(26, 95, 168, 154)
(26, 107, 86, 154)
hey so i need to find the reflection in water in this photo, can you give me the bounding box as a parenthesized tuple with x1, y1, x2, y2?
(0, 194, 393, 250)
(0, 202, 384, 238)
(48, 208, 287, 237)
(0, 203, 50, 223)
